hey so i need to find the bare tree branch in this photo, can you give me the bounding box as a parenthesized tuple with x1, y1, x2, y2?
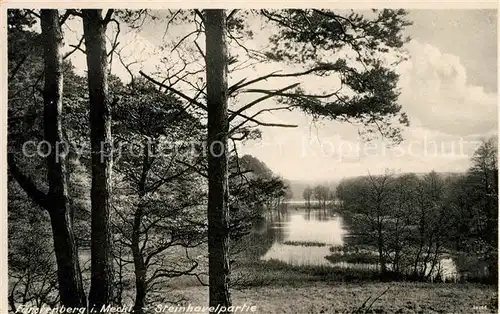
(59, 9, 81, 25)
(139, 71, 208, 111)
(228, 82, 299, 122)
(103, 9, 114, 25)
(194, 9, 205, 24)
(194, 40, 205, 60)
(7, 153, 48, 210)
(162, 9, 183, 41)
(67, 43, 86, 55)
(231, 111, 298, 130)
(63, 36, 85, 60)
(106, 19, 121, 58)
(171, 30, 200, 53)
(9, 55, 28, 80)
(26, 9, 40, 19)
(228, 64, 340, 96)
(227, 9, 238, 21)
(229, 106, 295, 135)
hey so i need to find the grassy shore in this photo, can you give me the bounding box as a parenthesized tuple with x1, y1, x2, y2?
(167, 260, 497, 314)
(282, 241, 329, 247)
(178, 281, 496, 314)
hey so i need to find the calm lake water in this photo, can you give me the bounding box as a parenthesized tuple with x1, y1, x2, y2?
(256, 204, 461, 281)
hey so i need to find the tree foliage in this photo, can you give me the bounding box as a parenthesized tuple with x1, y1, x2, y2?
(336, 138, 498, 282)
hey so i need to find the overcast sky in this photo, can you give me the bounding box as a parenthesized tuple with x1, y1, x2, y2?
(237, 9, 498, 181)
(62, 9, 498, 181)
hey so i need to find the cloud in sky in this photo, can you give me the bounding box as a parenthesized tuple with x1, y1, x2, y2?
(240, 39, 497, 180)
(398, 39, 497, 137)
(406, 9, 497, 93)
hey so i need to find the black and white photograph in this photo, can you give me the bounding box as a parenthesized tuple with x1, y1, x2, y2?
(4, 5, 499, 314)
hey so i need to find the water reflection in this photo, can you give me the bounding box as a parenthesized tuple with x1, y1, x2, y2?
(258, 206, 461, 281)
(260, 209, 345, 266)
(262, 243, 332, 266)
(278, 212, 345, 245)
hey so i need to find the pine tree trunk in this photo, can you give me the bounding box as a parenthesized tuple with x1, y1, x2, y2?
(40, 9, 86, 308)
(48, 210, 86, 307)
(205, 9, 232, 312)
(82, 9, 115, 308)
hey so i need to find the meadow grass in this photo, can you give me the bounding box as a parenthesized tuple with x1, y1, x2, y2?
(325, 252, 380, 265)
(232, 259, 382, 285)
(177, 281, 497, 314)
(158, 257, 498, 313)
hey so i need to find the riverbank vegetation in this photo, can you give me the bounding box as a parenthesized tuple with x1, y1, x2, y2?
(334, 138, 498, 284)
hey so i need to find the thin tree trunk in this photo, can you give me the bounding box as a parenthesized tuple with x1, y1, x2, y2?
(413, 210, 425, 277)
(377, 220, 387, 277)
(115, 245, 124, 307)
(132, 142, 149, 314)
(40, 9, 86, 308)
(484, 170, 498, 283)
(428, 242, 440, 280)
(205, 9, 231, 312)
(132, 204, 147, 314)
(83, 9, 114, 308)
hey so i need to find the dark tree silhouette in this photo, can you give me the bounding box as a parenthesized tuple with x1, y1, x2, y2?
(204, 9, 232, 312)
(83, 9, 116, 308)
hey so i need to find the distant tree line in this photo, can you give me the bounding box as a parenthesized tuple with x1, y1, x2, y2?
(303, 185, 335, 210)
(335, 138, 498, 283)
